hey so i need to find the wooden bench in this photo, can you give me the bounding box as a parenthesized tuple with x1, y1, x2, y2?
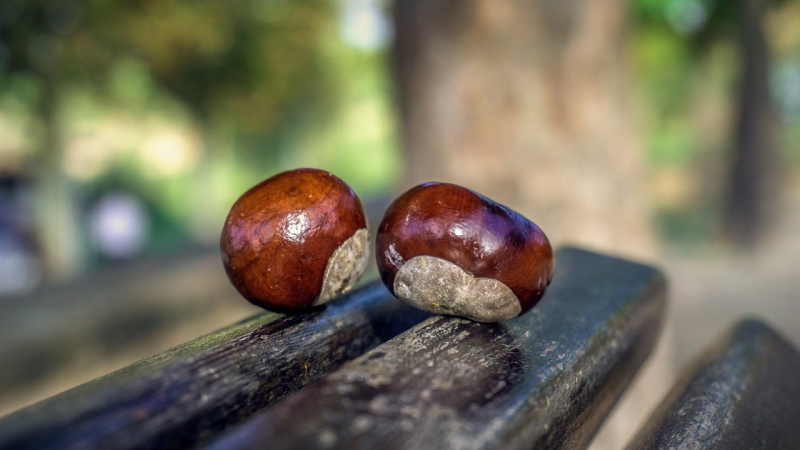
(628, 318, 800, 449)
(0, 247, 796, 449)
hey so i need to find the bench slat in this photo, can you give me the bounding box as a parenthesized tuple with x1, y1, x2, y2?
(627, 318, 800, 450)
(208, 247, 667, 450)
(0, 283, 429, 450)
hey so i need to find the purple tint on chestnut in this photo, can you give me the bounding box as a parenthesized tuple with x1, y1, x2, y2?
(376, 182, 554, 319)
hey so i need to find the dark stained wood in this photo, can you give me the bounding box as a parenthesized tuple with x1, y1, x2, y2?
(221, 168, 368, 310)
(376, 182, 554, 312)
(0, 248, 251, 405)
(208, 247, 666, 450)
(0, 283, 429, 450)
(628, 319, 800, 450)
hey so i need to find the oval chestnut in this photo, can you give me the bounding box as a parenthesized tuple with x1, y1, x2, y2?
(221, 168, 369, 312)
(376, 182, 554, 322)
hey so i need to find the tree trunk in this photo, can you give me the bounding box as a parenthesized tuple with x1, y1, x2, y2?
(392, 0, 654, 259)
(725, 0, 781, 248)
(34, 77, 85, 281)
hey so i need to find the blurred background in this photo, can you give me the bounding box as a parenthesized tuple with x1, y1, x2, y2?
(0, 0, 799, 447)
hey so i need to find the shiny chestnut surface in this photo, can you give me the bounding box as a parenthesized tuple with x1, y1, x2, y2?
(221, 168, 367, 311)
(376, 182, 554, 315)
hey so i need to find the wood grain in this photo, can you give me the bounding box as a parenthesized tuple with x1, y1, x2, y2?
(209, 247, 666, 450)
(628, 319, 800, 450)
(0, 283, 429, 450)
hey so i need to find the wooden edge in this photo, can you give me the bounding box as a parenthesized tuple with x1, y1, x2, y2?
(627, 318, 800, 450)
(207, 247, 668, 450)
(0, 281, 430, 450)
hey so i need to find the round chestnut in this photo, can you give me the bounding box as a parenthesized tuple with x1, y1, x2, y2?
(221, 168, 369, 312)
(376, 182, 554, 322)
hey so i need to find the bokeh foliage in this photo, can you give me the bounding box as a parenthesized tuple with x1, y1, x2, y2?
(0, 0, 400, 258)
(631, 0, 800, 244)
(1, 0, 799, 264)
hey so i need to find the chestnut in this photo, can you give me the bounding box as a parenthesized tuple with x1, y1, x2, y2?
(221, 168, 369, 312)
(376, 182, 554, 322)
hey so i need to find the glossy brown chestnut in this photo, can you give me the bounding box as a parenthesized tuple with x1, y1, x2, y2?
(376, 182, 554, 322)
(221, 168, 369, 312)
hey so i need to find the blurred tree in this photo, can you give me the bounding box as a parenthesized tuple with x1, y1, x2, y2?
(726, 0, 781, 247)
(632, 0, 786, 247)
(0, 0, 336, 150)
(0, 0, 87, 279)
(100, 0, 336, 144)
(393, 0, 655, 258)
(0, 0, 338, 278)
(97, 0, 338, 239)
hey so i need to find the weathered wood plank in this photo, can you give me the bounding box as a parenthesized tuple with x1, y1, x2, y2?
(0, 282, 429, 450)
(627, 318, 800, 450)
(208, 247, 667, 450)
(0, 249, 253, 403)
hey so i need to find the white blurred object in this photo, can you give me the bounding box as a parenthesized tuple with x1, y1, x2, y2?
(339, 1, 392, 51)
(0, 238, 41, 295)
(665, 0, 709, 35)
(775, 61, 800, 119)
(89, 192, 150, 259)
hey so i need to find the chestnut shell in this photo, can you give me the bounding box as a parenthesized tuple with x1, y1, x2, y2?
(221, 168, 367, 311)
(376, 182, 554, 314)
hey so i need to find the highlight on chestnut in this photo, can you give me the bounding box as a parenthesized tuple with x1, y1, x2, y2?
(376, 182, 554, 322)
(220, 168, 369, 313)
